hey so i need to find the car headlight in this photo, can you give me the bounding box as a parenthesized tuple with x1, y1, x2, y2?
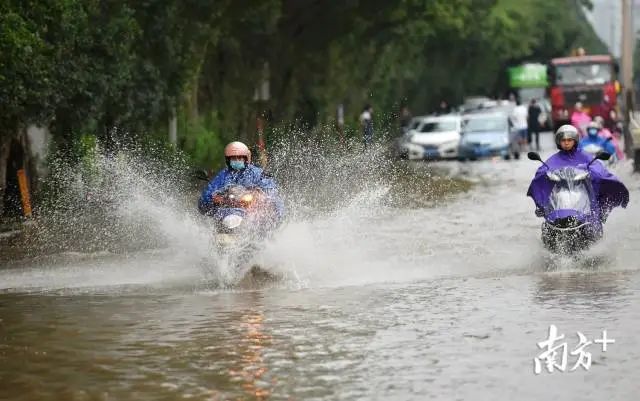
(440, 140, 459, 148)
(406, 143, 422, 152)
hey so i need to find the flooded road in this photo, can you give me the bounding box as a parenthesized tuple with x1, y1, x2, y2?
(1, 132, 639, 400)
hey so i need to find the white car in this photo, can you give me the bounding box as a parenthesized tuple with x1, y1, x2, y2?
(399, 115, 462, 160)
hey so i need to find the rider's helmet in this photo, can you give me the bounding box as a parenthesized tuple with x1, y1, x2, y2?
(586, 121, 600, 138)
(224, 141, 251, 167)
(555, 124, 579, 150)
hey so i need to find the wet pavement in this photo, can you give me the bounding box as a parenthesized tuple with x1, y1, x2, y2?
(1, 132, 639, 400)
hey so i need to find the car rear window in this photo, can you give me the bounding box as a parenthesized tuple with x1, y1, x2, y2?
(463, 116, 507, 132)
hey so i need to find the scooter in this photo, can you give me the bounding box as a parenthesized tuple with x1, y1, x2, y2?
(209, 184, 278, 251)
(527, 151, 627, 254)
(195, 171, 283, 285)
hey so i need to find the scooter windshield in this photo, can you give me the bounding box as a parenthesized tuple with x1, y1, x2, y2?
(581, 143, 603, 155)
(547, 167, 592, 213)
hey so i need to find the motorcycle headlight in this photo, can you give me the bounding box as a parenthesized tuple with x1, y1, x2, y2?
(240, 193, 254, 205)
(546, 172, 561, 182)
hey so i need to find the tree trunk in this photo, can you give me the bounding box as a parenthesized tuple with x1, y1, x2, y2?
(169, 107, 178, 145)
(188, 76, 199, 122)
(0, 126, 36, 218)
(52, 109, 74, 158)
(0, 135, 10, 217)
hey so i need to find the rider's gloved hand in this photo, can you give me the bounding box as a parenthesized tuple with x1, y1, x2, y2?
(535, 207, 545, 217)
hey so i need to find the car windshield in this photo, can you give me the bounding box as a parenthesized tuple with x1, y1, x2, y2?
(555, 63, 612, 86)
(463, 116, 507, 132)
(548, 167, 592, 213)
(419, 120, 457, 133)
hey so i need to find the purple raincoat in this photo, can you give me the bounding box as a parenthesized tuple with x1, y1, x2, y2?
(526, 149, 629, 219)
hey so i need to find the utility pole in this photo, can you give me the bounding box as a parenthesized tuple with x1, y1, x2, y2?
(620, 0, 638, 168)
(611, 1, 617, 57)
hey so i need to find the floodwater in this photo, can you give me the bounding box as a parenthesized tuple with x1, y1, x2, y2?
(1, 133, 639, 400)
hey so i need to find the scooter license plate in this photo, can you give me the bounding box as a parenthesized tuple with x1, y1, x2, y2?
(216, 233, 237, 246)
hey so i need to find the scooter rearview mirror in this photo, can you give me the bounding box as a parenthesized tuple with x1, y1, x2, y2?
(587, 151, 612, 167)
(527, 152, 542, 161)
(527, 151, 550, 169)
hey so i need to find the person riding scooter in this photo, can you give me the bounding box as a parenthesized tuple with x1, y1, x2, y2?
(527, 124, 628, 222)
(593, 116, 624, 161)
(198, 141, 284, 222)
(578, 121, 617, 162)
(526, 125, 628, 252)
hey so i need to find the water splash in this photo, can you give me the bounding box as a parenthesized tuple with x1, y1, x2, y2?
(17, 135, 640, 291)
(2, 135, 477, 291)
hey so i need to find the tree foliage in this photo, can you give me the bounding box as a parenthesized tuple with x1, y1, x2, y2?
(0, 0, 606, 167)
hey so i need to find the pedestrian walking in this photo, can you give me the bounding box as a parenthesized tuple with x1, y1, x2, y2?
(510, 99, 529, 153)
(360, 104, 374, 150)
(527, 98, 542, 151)
(399, 105, 412, 135)
(435, 99, 451, 115)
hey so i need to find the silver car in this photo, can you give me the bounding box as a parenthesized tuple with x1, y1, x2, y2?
(398, 115, 462, 160)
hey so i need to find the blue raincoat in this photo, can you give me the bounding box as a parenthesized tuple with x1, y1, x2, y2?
(198, 164, 285, 220)
(578, 131, 617, 157)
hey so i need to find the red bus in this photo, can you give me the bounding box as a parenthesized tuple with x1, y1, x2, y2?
(548, 54, 619, 130)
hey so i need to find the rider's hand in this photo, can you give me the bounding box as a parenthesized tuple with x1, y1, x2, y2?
(211, 192, 224, 205)
(535, 208, 545, 217)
